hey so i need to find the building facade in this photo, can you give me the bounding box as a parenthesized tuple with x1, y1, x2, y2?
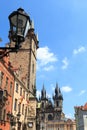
(74, 103, 87, 130)
(12, 71, 29, 130)
(37, 84, 76, 130)
(0, 54, 14, 130)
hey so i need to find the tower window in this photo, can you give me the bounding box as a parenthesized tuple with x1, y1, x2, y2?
(32, 63, 34, 73)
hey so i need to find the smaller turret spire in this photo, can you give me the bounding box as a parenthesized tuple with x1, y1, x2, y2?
(41, 84, 46, 100)
(53, 83, 63, 100)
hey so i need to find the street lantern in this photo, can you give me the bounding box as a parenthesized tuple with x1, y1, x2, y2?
(17, 112, 21, 122)
(0, 8, 31, 58)
(8, 8, 31, 47)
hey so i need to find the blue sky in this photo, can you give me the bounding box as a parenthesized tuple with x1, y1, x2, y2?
(1, 0, 87, 118)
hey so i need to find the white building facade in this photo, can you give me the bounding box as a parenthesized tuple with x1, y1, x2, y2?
(74, 103, 87, 130)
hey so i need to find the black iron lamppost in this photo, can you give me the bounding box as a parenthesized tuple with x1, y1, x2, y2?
(17, 112, 21, 130)
(7, 112, 15, 126)
(0, 8, 31, 57)
(7, 112, 21, 130)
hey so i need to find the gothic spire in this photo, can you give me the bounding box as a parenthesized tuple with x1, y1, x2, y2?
(41, 84, 46, 100)
(53, 83, 63, 100)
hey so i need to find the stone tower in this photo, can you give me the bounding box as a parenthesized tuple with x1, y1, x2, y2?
(9, 25, 39, 95)
(40, 84, 48, 110)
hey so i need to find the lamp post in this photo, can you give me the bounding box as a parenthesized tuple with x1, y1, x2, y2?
(0, 8, 31, 58)
(7, 112, 21, 130)
(7, 112, 15, 130)
(17, 112, 21, 130)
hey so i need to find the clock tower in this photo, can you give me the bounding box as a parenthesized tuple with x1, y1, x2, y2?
(9, 22, 39, 95)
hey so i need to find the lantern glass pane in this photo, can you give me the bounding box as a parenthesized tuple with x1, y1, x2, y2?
(18, 14, 27, 28)
(10, 15, 17, 26)
(17, 28, 24, 36)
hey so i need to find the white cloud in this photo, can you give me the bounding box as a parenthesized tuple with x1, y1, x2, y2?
(73, 46, 86, 55)
(36, 90, 41, 98)
(47, 93, 51, 98)
(52, 86, 55, 91)
(37, 46, 58, 70)
(61, 86, 72, 92)
(61, 57, 69, 70)
(79, 90, 86, 96)
(36, 90, 51, 99)
(65, 113, 74, 119)
(44, 65, 54, 71)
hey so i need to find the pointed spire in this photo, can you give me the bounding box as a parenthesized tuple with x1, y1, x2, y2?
(53, 83, 63, 100)
(41, 84, 46, 100)
(56, 82, 58, 87)
(58, 88, 63, 100)
(55, 82, 59, 97)
(59, 88, 61, 93)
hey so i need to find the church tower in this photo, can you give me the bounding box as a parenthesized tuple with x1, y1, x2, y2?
(53, 83, 63, 111)
(40, 84, 48, 110)
(37, 84, 76, 130)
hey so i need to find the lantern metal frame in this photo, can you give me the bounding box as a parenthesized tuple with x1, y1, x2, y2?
(0, 8, 31, 58)
(8, 8, 31, 44)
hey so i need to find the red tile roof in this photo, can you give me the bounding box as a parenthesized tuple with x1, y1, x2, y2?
(75, 102, 87, 110)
